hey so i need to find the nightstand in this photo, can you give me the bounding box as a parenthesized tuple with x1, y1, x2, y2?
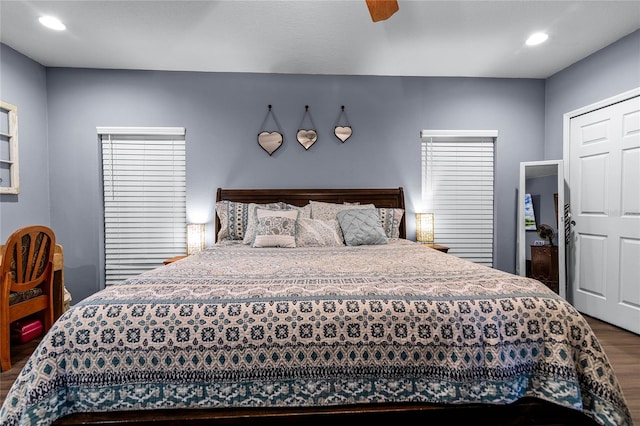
(163, 255, 187, 265)
(530, 245, 559, 294)
(422, 243, 449, 253)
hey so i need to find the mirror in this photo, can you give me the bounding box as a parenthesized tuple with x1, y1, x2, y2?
(257, 131, 283, 156)
(517, 160, 566, 299)
(297, 129, 317, 150)
(334, 126, 352, 143)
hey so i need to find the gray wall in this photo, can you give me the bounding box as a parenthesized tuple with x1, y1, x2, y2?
(2, 29, 637, 305)
(545, 29, 640, 159)
(0, 45, 51, 237)
(45, 70, 543, 302)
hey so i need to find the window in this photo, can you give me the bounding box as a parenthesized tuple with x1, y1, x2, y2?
(421, 130, 497, 267)
(97, 127, 186, 286)
(0, 101, 19, 194)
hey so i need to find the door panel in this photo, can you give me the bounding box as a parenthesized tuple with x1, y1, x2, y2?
(579, 153, 608, 214)
(569, 94, 640, 334)
(621, 148, 640, 214)
(620, 238, 640, 307)
(577, 234, 607, 296)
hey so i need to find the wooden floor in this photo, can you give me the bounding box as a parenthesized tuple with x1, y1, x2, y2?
(584, 315, 640, 425)
(1, 315, 638, 424)
(0, 335, 42, 405)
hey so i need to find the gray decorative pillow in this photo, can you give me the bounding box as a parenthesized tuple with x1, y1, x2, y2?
(377, 207, 404, 238)
(216, 200, 251, 241)
(252, 208, 299, 248)
(336, 209, 388, 246)
(217, 201, 283, 242)
(296, 218, 344, 247)
(310, 200, 375, 221)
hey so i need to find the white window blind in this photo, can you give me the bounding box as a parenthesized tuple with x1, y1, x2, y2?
(98, 127, 186, 286)
(421, 131, 496, 267)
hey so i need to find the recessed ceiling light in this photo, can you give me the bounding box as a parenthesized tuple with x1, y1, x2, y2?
(39, 16, 66, 31)
(526, 32, 548, 46)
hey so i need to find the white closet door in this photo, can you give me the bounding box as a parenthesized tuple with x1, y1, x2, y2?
(568, 94, 640, 334)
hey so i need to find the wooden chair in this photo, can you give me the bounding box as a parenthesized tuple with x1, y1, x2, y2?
(0, 225, 56, 372)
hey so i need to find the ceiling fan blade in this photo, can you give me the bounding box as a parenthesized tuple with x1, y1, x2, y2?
(366, 0, 399, 22)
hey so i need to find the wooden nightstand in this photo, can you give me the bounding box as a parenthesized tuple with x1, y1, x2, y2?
(163, 255, 187, 265)
(422, 243, 449, 253)
(530, 245, 559, 294)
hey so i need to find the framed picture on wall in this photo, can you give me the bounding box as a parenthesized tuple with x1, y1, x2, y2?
(524, 193, 537, 231)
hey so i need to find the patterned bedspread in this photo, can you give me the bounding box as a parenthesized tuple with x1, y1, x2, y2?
(0, 240, 632, 425)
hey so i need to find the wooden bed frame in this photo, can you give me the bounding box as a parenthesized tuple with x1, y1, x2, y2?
(214, 187, 407, 241)
(54, 399, 597, 425)
(53, 187, 598, 426)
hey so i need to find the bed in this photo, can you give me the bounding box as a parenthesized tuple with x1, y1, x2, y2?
(0, 187, 632, 426)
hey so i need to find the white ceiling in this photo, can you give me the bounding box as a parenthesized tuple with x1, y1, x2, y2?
(1, 0, 639, 79)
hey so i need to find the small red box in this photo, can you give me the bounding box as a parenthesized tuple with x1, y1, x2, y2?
(11, 318, 43, 344)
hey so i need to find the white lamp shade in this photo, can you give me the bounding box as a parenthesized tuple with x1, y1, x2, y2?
(187, 223, 205, 255)
(416, 213, 434, 243)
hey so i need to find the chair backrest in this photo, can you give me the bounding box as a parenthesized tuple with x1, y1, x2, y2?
(1, 225, 56, 293)
(0, 226, 56, 372)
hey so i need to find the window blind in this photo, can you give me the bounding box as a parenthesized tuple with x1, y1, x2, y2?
(98, 127, 186, 286)
(421, 132, 496, 266)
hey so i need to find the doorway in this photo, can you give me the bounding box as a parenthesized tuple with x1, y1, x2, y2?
(563, 88, 640, 334)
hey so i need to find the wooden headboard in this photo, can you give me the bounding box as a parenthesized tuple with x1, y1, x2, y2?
(215, 187, 406, 241)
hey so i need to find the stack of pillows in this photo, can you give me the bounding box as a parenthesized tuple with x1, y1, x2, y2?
(216, 200, 404, 248)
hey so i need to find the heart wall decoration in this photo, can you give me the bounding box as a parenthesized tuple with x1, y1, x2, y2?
(258, 131, 283, 155)
(334, 105, 352, 143)
(297, 105, 318, 150)
(296, 129, 317, 150)
(335, 126, 352, 143)
(257, 105, 284, 156)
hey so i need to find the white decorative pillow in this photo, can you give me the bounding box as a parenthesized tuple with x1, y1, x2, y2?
(377, 207, 405, 238)
(282, 203, 312, 219)
(336, 209, 388, 246)
(310, 201, 376, 221)
(242, 202, 286, 244)
(244, 203, 312, 244)
(252, 208, 299, 248)
(296, 218, 344, 247)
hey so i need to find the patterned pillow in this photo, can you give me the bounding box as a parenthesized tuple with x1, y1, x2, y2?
(282, 203, 312, 219)
(296, 218, 344, 247)
(377, 207, 404, 238)
(243, 203, 312, 244)
(216, 201, 281, 242)
(310, 200, 375, 221)
(252, 208, 299, 248)
(242, 202, 287, 244)
(336, 209, 388, 246)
